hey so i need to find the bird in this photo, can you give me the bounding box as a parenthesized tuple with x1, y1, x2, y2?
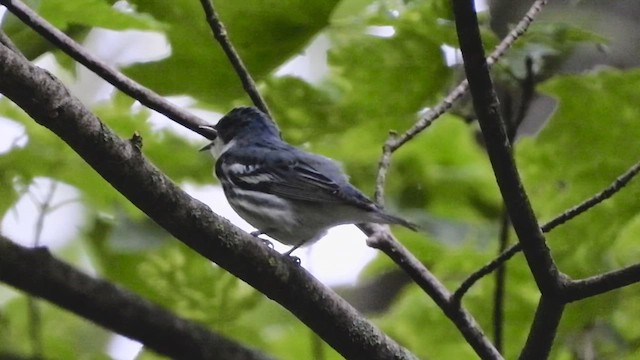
(200, 106, 417, 256)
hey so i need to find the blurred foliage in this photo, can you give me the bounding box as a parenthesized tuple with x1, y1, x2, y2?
(0, 0, 639, 359)
(0, 296, 112, 358)
(3, 0, 159, 59)
(124, 0, 340, 107)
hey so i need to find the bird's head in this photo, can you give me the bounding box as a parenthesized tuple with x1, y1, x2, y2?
(199, 106, 279, 158)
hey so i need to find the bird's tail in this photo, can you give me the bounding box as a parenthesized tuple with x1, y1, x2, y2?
(375, 211, 419, 232)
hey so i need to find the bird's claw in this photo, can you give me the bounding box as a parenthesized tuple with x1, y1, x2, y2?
(250, 230, 274, 248)
(260, 238, 274, 249)
(287, 255, 301, 265)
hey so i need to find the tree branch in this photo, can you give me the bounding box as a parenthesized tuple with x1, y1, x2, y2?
(198, 0, 272, 119)
(565, 263, 640, 302)
(365, 225, 502, 359)
(452, 0, 561, 295)
(518, 296, 564, 360)
(0, 28, 24, 56)
(0, 42, 415, 360)
(394, 0, 548, 151)
(454, 158, 640, 299)
(492, 210, 510, 353)
(0, 0, 213, 138)
(541, 160, 640, 232)
(0, 235, 272, 360)
(375, 0, 548, 201)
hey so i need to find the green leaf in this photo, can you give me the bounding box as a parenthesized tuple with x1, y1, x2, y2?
(2, 0, 159, 59)
(124, 0, 339, 108)
(518, 68, 640, 276)
(38, 0, 159, 30)
(327, 0, 453, 120)
(517, 68, 640, 356)
(0, 296, 111, 358)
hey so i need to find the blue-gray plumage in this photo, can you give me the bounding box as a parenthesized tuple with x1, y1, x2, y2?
(200, 106, 416, 255)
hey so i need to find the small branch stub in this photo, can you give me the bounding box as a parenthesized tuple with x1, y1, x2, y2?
(130, 132, 143, 152)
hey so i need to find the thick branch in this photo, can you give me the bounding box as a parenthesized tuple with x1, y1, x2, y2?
(0, 235, 271, 360)
(455, 158, 640, 299)
(451, 0, 561, 295)
(198, 0, 272, 118)
(518, 296, 564, 360)
(0, 43, 415, 360)
(0, 0, 212, 138)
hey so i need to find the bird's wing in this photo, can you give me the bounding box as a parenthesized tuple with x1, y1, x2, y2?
(220, 149, 375, 208)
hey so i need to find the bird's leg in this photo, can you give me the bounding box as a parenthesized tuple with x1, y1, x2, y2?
(283, 238, 308, 258)
(250, 230, 273, 248)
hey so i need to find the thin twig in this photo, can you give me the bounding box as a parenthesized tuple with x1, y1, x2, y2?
(26, 180, 57, 358)
(493, 210, 510, 353)
(32, 181, 57, 247)
(542, 161, 640, 232)
(454, 159, 640, 299)
(198, 0, 272, 119)
(394, 0, 548, 151)
(454, 243, 520, 301)
(0, 0, 212, 137)
(364, 224, 502, 359)
(0, 28, 25, 56)
(375, 0, 548, 199)
(511, 56, 535, 139)
(374, 133, 396, 205)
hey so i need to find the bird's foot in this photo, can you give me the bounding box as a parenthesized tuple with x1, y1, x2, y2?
(250, 230, 274, 249)
(287, 255, 301, 265)
(260, 238, 274, 249)
(283, 246, 302, 265)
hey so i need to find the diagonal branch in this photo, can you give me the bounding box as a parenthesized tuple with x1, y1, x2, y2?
(374, 0, 548, 200)
(452, 0, 561, 295)
(0, 235, 272, 360)
(0, 42, 415, 360)
(0, 0, 212, 138)
(565, 263, 640, 302)
(0, 28, 24, 55)
(454, 158, 640, 300)
(394, 0, 548, 151)
(541, 160, 640, 232)
(198, 0, 272, 119)
(364, 225, 502, 359)
(519, 295, 565, 360)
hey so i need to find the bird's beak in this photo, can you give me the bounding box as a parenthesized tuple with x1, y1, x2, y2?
(198, 125, 217, 152)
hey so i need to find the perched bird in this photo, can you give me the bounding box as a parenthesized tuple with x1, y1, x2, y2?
(200, 106, 416, 256)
